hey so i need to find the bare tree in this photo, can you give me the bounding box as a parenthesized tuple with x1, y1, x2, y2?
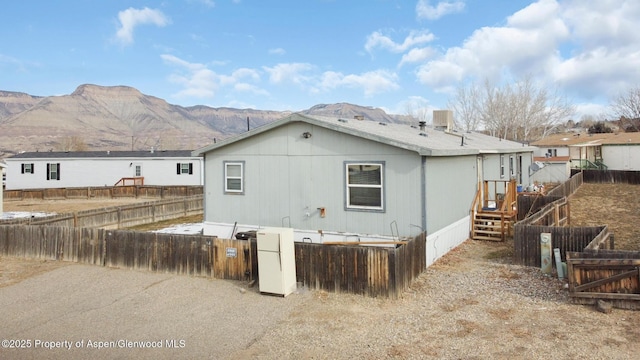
(447, 82, 482, 132)
(610, 86, 640, 119)
(448, 76, 574, 141)
(610, 86, 640, 131)
(404, 101, 432, 126)
(57, 136, 88, 151)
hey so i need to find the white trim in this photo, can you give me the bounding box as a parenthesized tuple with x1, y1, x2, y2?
(426, 216, 470, 267)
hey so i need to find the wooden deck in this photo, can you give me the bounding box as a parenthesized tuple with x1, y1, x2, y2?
(470, 180, 518, 241)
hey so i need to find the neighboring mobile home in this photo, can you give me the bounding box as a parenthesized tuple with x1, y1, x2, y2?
(531, 132, 640, 183)
(0, 161, 5, 213)
(4, 150, 203, 190)
(194, 112, 534, 266)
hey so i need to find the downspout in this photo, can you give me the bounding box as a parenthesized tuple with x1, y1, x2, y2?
(421, 156, 427, 233)
(201, 153, 207, 225)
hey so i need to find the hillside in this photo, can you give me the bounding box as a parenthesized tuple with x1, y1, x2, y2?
(0, 84, 407, 158)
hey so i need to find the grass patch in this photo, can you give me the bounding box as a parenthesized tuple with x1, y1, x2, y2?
(484, 246, 513, 260)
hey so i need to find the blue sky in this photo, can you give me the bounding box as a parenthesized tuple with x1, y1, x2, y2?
(2, 1, 639, 119)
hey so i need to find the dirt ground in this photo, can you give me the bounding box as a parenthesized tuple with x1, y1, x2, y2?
(1, 185, 640, 359)
(3, 197, 149, 214)
(568, 183, 640, 250)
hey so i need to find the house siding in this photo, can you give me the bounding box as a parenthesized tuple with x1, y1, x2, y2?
(203, 122, 424, 238)
(425, 155, 477, 234)
(0, 164, 4, 213)
(5, 156, 202, 190)
(602, 144, 640, 170)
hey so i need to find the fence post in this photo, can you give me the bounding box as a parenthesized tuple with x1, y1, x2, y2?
(540, 233, 552, 274)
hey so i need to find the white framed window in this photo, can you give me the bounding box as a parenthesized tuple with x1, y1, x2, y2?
(224, 161, 244, 194)
(21, 163, 34, 174)
(177, 162, 193, 175)
(47, 163, 60, 181)
(500, 155, 505, 178)
(345, 162, 384, 211)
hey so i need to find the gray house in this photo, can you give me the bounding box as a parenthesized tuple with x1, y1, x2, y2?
(194, 112, 534, 265)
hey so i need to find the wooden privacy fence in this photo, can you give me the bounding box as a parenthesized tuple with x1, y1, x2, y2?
(513, 172, 594, 267)
(571, 169, 640, 184)
(516, 195, 563, 221)
(0, 195, 203, 229)
(0, 225, 239, 279)
(546, 171, 583, 197)
(294, 232, 426, 298)
(3, 185, 203, 201)
(513, 224, 609, 267)
(0, 225, 426, 299)
(516, 197, 570, 227)
(566, 250, 640, 310)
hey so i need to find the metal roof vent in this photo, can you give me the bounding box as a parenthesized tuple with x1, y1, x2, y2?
(419, 121, 426, 131)
(379, 122, 387, 126)
(419, 132, 427, 137)
(338, 118, 348, 123)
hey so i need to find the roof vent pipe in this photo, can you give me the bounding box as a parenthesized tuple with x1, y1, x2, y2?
(419, 121, 426, 131)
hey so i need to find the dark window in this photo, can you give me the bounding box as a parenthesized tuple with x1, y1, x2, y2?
(177, 163, 193, 175)
(346, 163, 384, 210)
(21, 163, 34, 174)
(509, 155, 514, 177)
(47, 163, 60, 180)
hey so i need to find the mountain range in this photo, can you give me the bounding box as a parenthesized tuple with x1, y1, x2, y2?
(0, 84, 409, 158)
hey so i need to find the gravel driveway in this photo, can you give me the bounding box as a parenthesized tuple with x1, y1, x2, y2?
(0, 263, 311, 360)
(1, 240, 639, 360)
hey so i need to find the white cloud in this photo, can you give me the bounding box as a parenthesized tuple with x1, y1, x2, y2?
(412, 0, 640, 105)
(574, 102, 609, 120)
(399, 47, 434, 67)
(115, 7, 170, 45)
(269, 48, 286, 55)
(161, 54, 266, 100)
(263, 63, 315, 85)
(319, 70, 400, 97)
(234, 83, 270, 96)
(415, 0, 568, 89)
(416, 0, 465, 20)
(365, 30, 435, 53)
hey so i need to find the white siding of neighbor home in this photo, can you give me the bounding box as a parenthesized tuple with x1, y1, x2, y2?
(602, 144, 640, 170)
(203, 122, 424, 238)
(5, 157, 202, 190)
(0, 163, 5, 213)
(533, 146, 570, 158)
(531, 162, 571, 184)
